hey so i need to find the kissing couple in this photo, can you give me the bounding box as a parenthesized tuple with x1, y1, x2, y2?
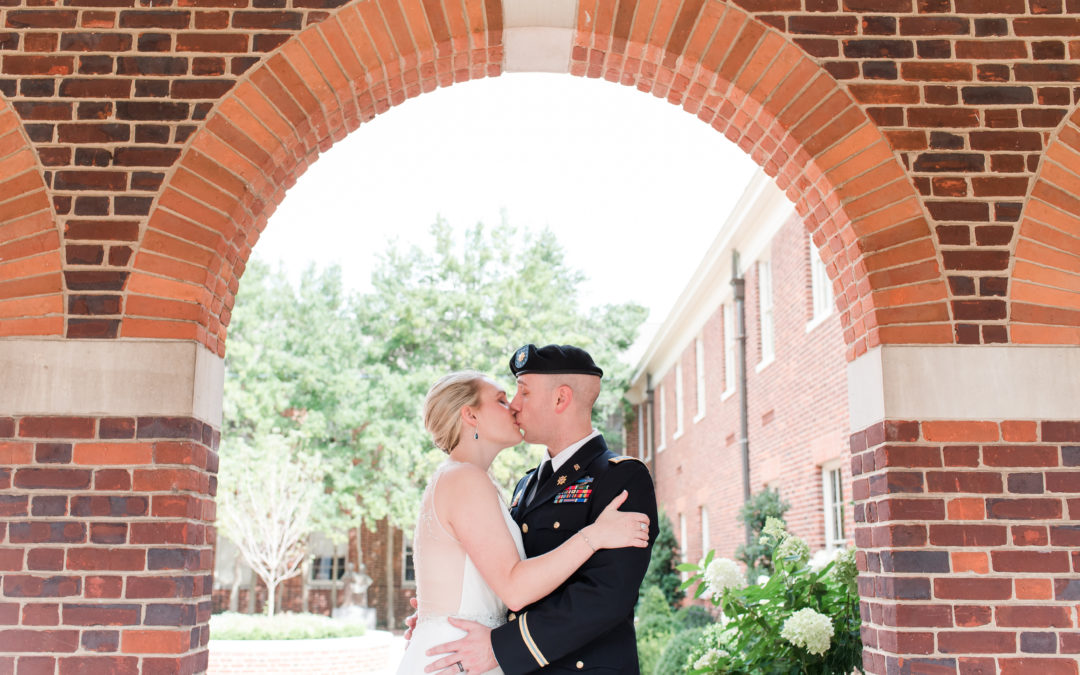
(396, 343, 659, 674)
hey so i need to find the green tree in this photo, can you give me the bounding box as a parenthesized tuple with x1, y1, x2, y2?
(638, 511, 685, 610)
(221, 217, 649, 623)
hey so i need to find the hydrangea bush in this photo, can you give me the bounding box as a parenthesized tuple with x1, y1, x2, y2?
(679, 518, 862, 674)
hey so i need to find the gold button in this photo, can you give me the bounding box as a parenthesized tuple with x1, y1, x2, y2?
(573, 464, 580, 470)
(553, 521, 560, 529)
(522, 523, 528, 533)
(576, 661, 584, 669)
(508, 612, 517, 621)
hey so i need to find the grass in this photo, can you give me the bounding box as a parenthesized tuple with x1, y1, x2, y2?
(209, 612, 368, 640)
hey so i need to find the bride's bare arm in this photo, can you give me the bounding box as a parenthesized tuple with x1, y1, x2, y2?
(435, 464, 649, 612)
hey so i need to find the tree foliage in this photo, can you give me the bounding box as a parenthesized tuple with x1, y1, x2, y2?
(638, 510, 685, 610)
(734, 487, 791, 580)
(220, 217, 649, 544)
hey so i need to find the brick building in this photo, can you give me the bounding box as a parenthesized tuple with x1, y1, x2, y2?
(626, 172, 855, 571)
(3, 0, 1080, 672)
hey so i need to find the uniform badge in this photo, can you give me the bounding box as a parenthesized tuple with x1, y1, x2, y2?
(515, 347, 529, 368)
(511, 489, 524, 508)
(554, 476, 593, 504)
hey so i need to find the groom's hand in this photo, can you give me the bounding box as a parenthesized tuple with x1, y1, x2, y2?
(424, 617, 497, 673)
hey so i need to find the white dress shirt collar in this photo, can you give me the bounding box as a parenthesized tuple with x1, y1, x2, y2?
(547, 429, 601, 473)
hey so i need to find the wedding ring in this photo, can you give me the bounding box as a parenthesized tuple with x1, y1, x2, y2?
(456, 662, 465, 673)
(639, 522, 646, 531)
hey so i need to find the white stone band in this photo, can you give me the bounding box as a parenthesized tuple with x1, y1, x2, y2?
(0, 338, 224, 427)
(848, 345, 1080, 431)
(502, 0, 577, 74)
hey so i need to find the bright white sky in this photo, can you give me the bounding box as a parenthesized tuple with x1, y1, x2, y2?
(253, 72, 760, 360)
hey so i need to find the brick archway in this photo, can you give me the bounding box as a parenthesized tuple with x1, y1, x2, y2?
(0, 95, 63, 338)
(126, 1, 947, 360)
(1012, 105, 1080, 344)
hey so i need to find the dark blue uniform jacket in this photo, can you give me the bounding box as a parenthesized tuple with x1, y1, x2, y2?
(490, 435, 658, 674)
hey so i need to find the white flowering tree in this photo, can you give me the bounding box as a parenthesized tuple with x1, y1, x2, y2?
(217, 434, 324, 616)
(678, 518, 862, 673)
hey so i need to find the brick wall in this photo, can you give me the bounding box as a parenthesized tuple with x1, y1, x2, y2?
(633, 211, 853, 569)
(851, 418, 1080, 674)
(0, 415, 218, 674)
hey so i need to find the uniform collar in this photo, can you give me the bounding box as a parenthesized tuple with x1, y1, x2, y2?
(517, 434, 608, 519)
(546, 429, 601, 474)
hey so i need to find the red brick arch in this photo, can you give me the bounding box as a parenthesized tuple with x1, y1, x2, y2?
(0, 94, 63, 338)
(121, 0, 949, 360)
(1011, 104, 1080, 345)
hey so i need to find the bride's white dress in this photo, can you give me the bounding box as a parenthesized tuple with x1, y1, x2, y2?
(396, 460, 525, 675)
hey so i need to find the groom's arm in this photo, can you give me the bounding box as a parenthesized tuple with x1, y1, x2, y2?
(490, 460, 658, 674)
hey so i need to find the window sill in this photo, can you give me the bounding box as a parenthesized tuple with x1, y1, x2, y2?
(673, 430, 684, 441)
(755, 356, 775, 373)
(692, 413, 706, 424)
(806, 311, 833, 333)
(721, 388, 735, 401)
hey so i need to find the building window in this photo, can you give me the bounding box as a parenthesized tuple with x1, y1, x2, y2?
(700, 505, 710, 557)
(674, 363, 684, 439)
(657, 383, 667, 452)
(645, 402, 654, 461)
(403, 534, 416, 586)
(694, 336, 706, 422)
(758, 259, 775, 365)
(822, 462, 845, 551)
(310, 555, 346, 583)
(723, 304, 736, 395)
(810, 243, 834, 325)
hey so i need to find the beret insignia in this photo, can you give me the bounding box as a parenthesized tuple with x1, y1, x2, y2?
(515, 347, 529, 368)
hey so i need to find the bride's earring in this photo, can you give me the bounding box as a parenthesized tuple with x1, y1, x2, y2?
(473, 423, 479, 440)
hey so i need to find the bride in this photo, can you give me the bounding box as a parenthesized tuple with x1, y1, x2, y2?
(397, 371, 650, 675)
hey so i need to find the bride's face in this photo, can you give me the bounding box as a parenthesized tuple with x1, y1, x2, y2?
(472, 379, 523, 448)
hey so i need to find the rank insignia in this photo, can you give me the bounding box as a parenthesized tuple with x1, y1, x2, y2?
(554, 477, 593, 504)
(556, 475, 567, 486)
(515, 347, 529, 367)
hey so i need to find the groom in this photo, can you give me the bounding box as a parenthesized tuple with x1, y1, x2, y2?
(423, 343, 659, 673)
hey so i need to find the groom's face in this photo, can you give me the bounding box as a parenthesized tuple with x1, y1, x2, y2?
(509, 374, 553, 445)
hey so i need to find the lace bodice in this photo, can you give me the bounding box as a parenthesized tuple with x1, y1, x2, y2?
(412, 460, 526, 628)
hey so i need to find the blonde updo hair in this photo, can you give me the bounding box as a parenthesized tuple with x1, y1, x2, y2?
(423, 371, 487, 454)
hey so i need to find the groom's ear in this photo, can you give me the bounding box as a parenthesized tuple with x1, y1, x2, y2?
(553, 384, 574, 414)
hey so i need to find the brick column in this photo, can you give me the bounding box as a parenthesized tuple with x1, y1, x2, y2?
(0, 339, 222, 675)
(849, 346, 1080, 674)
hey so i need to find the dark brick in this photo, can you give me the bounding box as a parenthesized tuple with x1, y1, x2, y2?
(67, 320, 121, 339)
(961, 86, 1035, 105)
(137, 33, 171, 52)
(881, 550, 950, 573)
(953, 300, 1006, 320)
(134, 79, 170, 97)
(134, 124, 171, 144)
(64, 271, 129, 292)
(137, 417, 201, 440)
(1008, 473, 1044, 494)
(979, 276, 1010, 297)
(863, 61, 897, 79)
(62, 604, 141, 626)
(974, 19, 1008, 36)
(118, 10, 191, 28)
(65, 221, 136, 243)
(68, 295, 123, 316)
(9, 522, 85, 544)
(116, 101, 189, 120)
(843, 39, 914, 58)
(913, 153, 984, 172)
(942, 251, 1011, 271)
(74, 148, 113, 168)
(59, 33, 132, 52)
(31, 495, 68, 517)
(20, 78, 55, 97)
(917, 40, 951, 58)
(117, 56, 188, 76)
(877, 577, 932, 600)
(81, 630, 120, 652)
(145, 603, 196, 626)
(114, 196, 154, 215)
(14, 469, 92, 490)
(1021, 632, 1058, 654)
(35, 443, 73, 464)
(70, 496, 148, 518)
(90, 523, 128, 545)
(1043, 422, 1080, 442)
(1064, 446, 1080, 467)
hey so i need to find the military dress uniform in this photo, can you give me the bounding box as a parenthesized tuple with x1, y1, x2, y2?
(490, 344, 659, 674)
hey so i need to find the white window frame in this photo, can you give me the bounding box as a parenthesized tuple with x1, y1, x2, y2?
(402, 531, 416, 587)
(673, 363, 684, 440)
(693, 336, 706, 423)
(308, 532, 346, 586)
(723, 304, 736, 397)
(656, 383, 667, 452)
(822, 461, 846, 551)
(809, 242, 835, 330)
(757, 259, 775, 369)
(700, 505, 710, 557)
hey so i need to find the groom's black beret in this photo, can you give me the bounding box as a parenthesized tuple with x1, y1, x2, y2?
(510, 344, 604, 378)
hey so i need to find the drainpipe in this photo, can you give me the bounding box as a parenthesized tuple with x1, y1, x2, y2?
(732, 250, 752, 548)
(646, 376, 656, 476)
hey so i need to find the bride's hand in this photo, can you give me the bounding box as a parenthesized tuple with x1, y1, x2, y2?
(583, 490, 650, 550)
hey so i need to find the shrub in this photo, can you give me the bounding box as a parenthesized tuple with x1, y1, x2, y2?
(674, 605, 714, 630)
(733, 487, 789, 581)
(209, 612, 367, 640)
(636, 586, 676, 675)
(639, 511, 685, 610)
(681, 519, 862, 674)
(654, 626, 706, 675)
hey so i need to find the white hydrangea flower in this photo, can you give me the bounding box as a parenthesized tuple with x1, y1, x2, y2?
(780, 608, 834, 656)
(703, 558, 745, 595)
(692, 647, 728, 670)
(830, 547, 858, 584)
(756, 574, 770, 585)
(759, 516, 787, 543)
(809, 547, 841, 572)
(775, 534, 810, 565)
